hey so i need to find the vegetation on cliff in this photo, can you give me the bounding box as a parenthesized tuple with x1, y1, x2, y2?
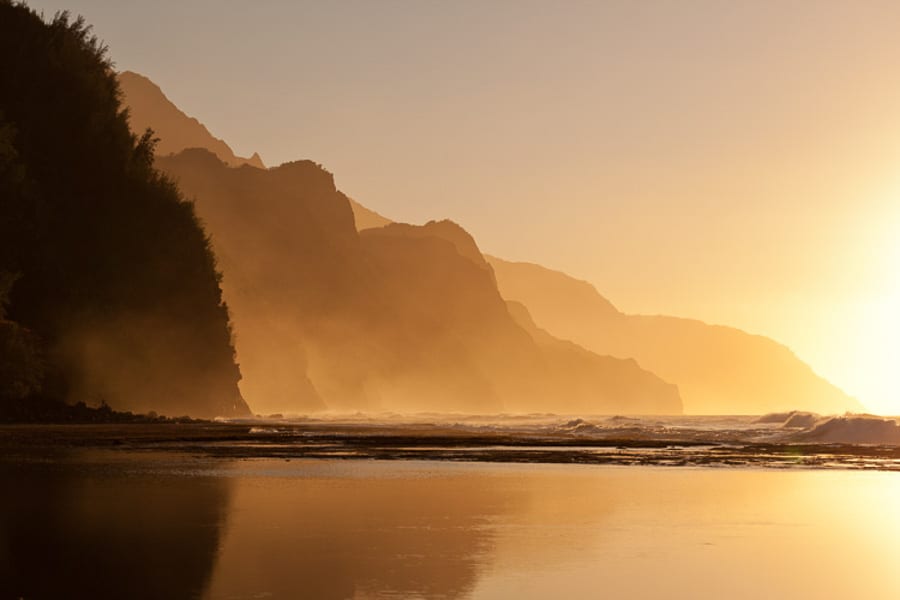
(0, 3, 248, 418)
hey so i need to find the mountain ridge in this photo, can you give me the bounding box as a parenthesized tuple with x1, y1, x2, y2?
(158, 147, 681, 415)
(117, 68, 859, 416)
(348, 194, 861, 414)
(118, 71, 265, 169)
(487, 256, 862, 414)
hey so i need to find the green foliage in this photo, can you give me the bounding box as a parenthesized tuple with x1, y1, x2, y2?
(0, 2, 247, 417)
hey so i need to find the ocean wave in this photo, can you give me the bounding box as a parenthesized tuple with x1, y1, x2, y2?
(793, 415, 900, 445)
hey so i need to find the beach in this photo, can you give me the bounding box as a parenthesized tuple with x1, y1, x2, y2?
(3, 429, 899, 599)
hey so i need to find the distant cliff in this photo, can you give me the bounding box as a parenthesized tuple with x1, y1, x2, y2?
(113, 66, 682, 415)
(341, 198, 860, 415)
(0, 5, 248, 418)
(158, 150, 681, 414)
(487, 257, 863, 415)
(360, 220, 681, 414)
(156, 149, 357, 413)
(118, 71, 265, 168)
(349, 198, 392, 230)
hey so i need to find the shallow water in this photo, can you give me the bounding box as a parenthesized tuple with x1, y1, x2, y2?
(2, 450, 899, 599)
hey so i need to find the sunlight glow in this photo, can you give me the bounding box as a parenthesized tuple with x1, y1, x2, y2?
(844, 210, 900, 415)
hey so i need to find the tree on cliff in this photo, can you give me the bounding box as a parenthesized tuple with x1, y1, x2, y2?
(0, 2, 248, 418)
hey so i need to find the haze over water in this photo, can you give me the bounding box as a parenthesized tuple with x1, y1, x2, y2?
(23, 0, 900, 414)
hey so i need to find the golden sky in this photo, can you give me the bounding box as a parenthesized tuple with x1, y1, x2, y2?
(28, 0, 900, 413)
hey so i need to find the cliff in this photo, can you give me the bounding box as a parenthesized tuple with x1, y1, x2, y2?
(0, 5, 248, 418)
(117, 66, 684, 415)
(349, 198, 392, 230)
(118, 71, 265, 168)
(159, 150, 682, 414)
(338, 195, 859, 415)
(488, 256, 863, 414)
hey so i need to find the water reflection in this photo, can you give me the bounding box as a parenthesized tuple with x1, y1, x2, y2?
(2, 454, 900, 599)
(0, 451, 232, 600)
(202, 461, 900, 600)
(205, 460, 532, 599)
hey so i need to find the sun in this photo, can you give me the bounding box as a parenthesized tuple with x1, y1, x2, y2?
(846, 236, 900, 415)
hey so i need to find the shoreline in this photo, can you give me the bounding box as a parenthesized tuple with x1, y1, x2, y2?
(2, 421, 899, 471)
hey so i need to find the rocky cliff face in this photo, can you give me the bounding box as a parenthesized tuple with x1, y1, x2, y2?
(159, 150, 682, 415)
(488, 256, 863, 415)
(343, 194, 866, 416)
(118, 71, 265, 168)
(363, 221, 681, 414)
(118, 67, 685, 416)
(157, 150, 362, 412)
(504, 301, 682, 414)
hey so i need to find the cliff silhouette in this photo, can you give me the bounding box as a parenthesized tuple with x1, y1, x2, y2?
(360, 221, 680, 413)
(156, 150, 358, 413)
(487, 257, 863, 414)
(116, 63, 854, 415)
(118, 71, 265, 169)
(349, 197, 392, 230)
(0, 4, 248, 419)
(115, 67, 682, 415)
(347, 195, 857, 414)
(157, 150, 681, 414)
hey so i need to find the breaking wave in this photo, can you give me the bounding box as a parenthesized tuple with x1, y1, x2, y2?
(238, 411, 900, 447)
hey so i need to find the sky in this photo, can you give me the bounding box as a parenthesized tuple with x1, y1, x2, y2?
(26, 0, 900, 414)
